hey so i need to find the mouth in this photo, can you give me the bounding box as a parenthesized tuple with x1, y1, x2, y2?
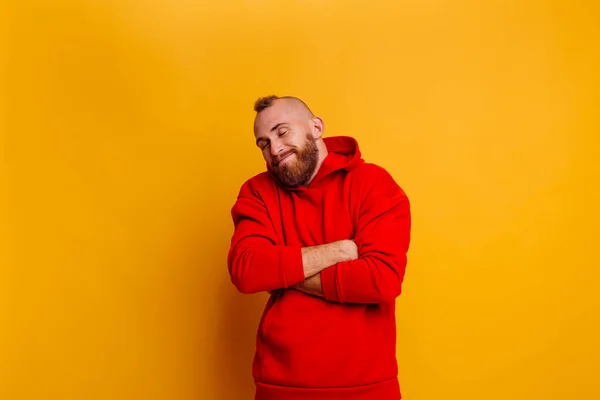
(274, 151, 294, 167)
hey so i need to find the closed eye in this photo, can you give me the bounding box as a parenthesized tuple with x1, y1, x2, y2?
(256, 138, 269, 149)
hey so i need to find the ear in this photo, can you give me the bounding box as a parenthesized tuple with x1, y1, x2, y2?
(310, 116, 325, 139)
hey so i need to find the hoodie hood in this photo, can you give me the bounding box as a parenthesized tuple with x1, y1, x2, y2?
(317, 135, 364, 175)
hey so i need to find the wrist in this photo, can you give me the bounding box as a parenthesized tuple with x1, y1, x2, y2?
(340, 240, 356, 262)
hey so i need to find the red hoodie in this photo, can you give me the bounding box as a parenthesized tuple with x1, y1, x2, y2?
(227, 136, 411, 400)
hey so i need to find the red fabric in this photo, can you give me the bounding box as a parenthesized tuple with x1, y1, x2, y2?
(227, 136, 411, 399)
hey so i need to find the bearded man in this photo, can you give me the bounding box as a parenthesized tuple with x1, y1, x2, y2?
(227, 95, 412, 400)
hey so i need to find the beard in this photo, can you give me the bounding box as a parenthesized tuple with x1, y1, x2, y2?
(270, 134, 319, 188)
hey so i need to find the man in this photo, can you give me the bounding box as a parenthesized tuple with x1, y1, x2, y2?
(227, 95, 411, 400)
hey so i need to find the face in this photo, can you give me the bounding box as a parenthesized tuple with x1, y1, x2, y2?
(254, 100, 322, 187)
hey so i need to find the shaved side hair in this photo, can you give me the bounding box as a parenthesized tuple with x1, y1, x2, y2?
(254, 95, 314, 117)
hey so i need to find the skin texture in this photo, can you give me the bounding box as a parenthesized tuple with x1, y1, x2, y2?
(253, 98, 328, 188)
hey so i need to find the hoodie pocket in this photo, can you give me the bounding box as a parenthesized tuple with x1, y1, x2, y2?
(257, 290, 397, 388)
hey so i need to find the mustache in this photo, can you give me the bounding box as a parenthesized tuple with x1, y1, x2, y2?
(273, 150, 296, 167)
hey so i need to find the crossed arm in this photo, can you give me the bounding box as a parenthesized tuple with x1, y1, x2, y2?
(289, 240, 358, 297)
(227, 168, 411, 304)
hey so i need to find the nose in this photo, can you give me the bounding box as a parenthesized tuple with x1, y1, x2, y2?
(270, 139, 284, 158)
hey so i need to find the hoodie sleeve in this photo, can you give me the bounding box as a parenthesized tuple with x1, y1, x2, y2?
(320, 165, 411, 304)
(227, 180, 306, 294)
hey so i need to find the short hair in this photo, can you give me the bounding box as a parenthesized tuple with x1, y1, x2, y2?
(254, 95, 280, 112)
(253, 95, 314, 116)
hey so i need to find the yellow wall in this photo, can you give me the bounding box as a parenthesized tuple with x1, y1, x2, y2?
(2, 1, 599, 399)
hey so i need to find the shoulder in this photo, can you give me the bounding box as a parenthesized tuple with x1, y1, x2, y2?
(353, 162, 403, 187)
(230, 172, 275, 220)
(348, 162, 409, 203)
(236, 171, 275, 198)
(352, 162, 393, 179)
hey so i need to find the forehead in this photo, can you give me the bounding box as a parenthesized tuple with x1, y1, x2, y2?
(253, 100, 303, 137)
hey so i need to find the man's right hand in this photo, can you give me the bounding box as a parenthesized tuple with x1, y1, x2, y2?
(291, 239, 358, 297)
(343, 239, 359, 262)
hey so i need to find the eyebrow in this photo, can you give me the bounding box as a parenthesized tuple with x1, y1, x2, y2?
(256, 122, 288, 146)
(270, 122, 287, 132)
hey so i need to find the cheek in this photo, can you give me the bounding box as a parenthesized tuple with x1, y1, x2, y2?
(284, 137, 300, 149)
(261, 149, 272, 162)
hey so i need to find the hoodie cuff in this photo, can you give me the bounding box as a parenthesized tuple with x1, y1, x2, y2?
(280, 245, 305, 287)
(320, 265, 342, 302)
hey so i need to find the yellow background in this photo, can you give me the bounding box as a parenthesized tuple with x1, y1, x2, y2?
(2, 0, 599, 399)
